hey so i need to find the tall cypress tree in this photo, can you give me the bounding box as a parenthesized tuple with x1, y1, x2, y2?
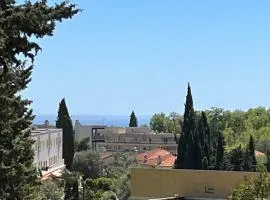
(215, 131, 225, 170)
(0, 1, 78, 199)
(245, 135, 257, 172)
(194, 112, 211, 169)
(175, 83, 196, 169)
(266, 150, 270, 172)
(129, 110, 138, 127)
(56, 98, 74, 170)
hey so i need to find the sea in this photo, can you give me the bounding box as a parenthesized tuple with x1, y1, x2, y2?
(33, 115, 151, 127)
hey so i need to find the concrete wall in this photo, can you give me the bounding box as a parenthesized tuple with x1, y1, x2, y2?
(74, 120, 92, 142)
(130, 168, 258, 200)
(126, 127, 151, 134)
(31, 129, 64, 170)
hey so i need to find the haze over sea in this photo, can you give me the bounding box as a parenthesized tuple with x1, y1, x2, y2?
(33, 115, 151, 127)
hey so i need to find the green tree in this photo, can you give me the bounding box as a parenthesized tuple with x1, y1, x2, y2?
(63, 173, 79, 200)
(56, 98, 74, 170)
(129, 111, 138, 127)
(215, 131, 225, 170)
(0, 1, 78, 199)
(266, 150, 270, 172)
(74, 137, 91, 152)
(230, 171, 270, 200)
(248, 135, 257, 172)
(225, 146, 245, 171)
(175, 83, 197, 169)
(150, 113, 167, 133)
(40, 180, 64, 200)
(72, 150, 101, 179)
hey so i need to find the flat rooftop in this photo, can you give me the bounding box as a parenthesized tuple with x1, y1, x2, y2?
(31, 128, 61, 136)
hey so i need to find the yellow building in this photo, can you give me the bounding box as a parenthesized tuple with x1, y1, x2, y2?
(130, 168, 258, 200)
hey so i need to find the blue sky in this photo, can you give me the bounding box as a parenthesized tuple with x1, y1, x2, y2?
(23, 0, 270, 116)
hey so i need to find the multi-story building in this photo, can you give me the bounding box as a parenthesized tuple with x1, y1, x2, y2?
(103, 127, 178, 153)
(31, 127, 65, 179)
(74, 120, 106, 151)
(74, 120, 178, 153)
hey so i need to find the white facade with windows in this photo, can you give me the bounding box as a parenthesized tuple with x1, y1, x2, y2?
(31, 128, 65, 176)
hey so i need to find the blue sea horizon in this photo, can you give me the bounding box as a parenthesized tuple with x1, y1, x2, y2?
(33, 115, 151, 127)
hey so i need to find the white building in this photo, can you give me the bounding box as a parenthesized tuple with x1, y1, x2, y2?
(31, 128, 65, 179)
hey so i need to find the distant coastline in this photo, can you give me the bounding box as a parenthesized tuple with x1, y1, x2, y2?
(33, 115, 151, 127)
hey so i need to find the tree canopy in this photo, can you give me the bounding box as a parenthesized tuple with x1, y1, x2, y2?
(56, 98, 74, 170)
(0, 1, 78, 199)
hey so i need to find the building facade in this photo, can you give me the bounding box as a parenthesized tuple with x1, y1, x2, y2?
(74, 120, 106, 151)
(31, 128, 65, 178)
(74, 121, 178, 153)
(103, 127, 178, 153)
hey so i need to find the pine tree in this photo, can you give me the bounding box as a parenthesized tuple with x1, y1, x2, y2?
(175, 83, 196, 169)
(215, 131, 225, 170)
(56, 98, 74, 170)
(129, 111, 138, 127)
(0, 1, 78, 199)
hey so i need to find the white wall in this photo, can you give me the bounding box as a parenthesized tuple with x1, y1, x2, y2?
(31, 129, 65, 170)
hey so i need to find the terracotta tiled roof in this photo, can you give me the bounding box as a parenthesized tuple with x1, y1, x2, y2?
(136, 148, 176, 168)
(255, 150, 265, 157)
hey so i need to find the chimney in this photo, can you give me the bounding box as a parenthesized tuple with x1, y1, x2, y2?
(157, 155, 162, 165)
(143, 154, 147, 163)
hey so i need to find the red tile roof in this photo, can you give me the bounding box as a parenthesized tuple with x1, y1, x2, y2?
(255, 150, 265, 157)
(136, 148, 176, 168)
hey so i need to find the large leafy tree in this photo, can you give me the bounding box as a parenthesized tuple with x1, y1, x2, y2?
(0, 1, 78, 199)
(129, 110, 138, 127)
(175, 83, 197, 169)
(56, 98, 74, 170)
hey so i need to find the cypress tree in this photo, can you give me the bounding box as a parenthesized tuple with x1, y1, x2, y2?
(215, 131, 225, 170)
(247, 135, 257, 172)
(266, 150, 270, 172)
(56, 98, 75, 170)
(175, 83, 196, 169)
(129, 111, 138, 127)
(194, 112, 211, 170)
(202, 156, 209, 170)
(0, 1, 78, 199)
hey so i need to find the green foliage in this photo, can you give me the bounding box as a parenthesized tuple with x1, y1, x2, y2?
(129, 111, 138, 127)
(230, 172, 270, 200)
(63, 173, 79, 200)
(40, 180, 64, 200)
(0, 0, 78, 199)
(56, 98, 74, 170)
(266, 151, 270, 172)
(175, 83, 197, 169)
(245, 135, 257, 172)
(150, 112, 182, 134)
(216, 131, 225, 170)
(72, 150, 101, 179)
(74, 137, 91, 152)
(225, 146, 245, 171)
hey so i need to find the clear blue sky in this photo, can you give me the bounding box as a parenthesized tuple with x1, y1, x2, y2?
(22, 0, 270, 116)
